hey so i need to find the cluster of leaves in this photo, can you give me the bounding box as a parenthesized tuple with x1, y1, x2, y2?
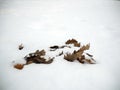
(24, 50, 54, 64)
(64, 43, 95, 64)
(14, 50, 54, 70)
(14, 39, 95, 70)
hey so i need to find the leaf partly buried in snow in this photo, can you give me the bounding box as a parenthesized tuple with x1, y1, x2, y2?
(65, 39, 81, 47)
(65, 39, 78, 44)
(64, 49, 84, 62)
(79, 43, 90, 51)
(24, 49, 54, 65)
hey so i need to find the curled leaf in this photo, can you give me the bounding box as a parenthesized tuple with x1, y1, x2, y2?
(50, 45, 59, 49)
(65, 39, 80, 47)
(65, 39, 78, 44)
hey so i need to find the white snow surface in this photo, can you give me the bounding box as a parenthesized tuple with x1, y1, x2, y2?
(0, 0, 120, 90)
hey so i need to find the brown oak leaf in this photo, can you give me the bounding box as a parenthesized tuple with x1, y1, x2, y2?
(14, 64, 24, 70)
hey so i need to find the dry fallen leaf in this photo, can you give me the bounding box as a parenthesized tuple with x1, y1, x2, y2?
(65, 39, 78, 44)
(79, 43, 90, 51)
(65, 39, 81, 47)
(14, 64, 24, 70)
(14, 39, 95, 70)
(64, 43, 95, 64)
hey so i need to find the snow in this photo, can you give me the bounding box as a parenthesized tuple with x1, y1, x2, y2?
(0, 0, 120, 90)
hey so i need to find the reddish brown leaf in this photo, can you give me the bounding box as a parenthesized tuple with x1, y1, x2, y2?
(14, 64, 24, 70)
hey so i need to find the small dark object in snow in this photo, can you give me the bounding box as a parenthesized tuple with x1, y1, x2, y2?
(50, 45, 59, 51)
(50, 45, 72, 52)
(50, 45, 59, 49)
(56, 51, 63, 57)
(50, 45, 71, 51)
(18, 44, 24, 50)
(86, 53, 93, 57)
